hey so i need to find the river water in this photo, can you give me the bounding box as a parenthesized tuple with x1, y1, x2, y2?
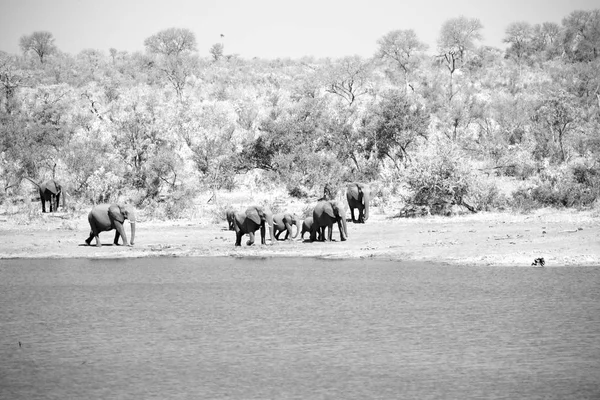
(1, 257, 599, 399)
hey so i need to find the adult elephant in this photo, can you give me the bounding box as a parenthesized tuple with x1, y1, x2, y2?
(311, 200, 348, 242)
(85, 204, 136, 247)
(24, 177, 64, 213)
(233, 205, 272, 246)
(346, 182, 370, 223)
(272, 213, 300, 240)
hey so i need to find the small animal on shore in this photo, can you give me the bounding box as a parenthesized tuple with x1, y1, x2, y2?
(531, 257, 545, 267)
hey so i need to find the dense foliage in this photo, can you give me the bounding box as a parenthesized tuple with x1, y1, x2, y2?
(1, 10, 599, 216)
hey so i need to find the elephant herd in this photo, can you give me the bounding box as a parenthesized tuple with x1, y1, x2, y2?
(25, 181, 368, 249)
(226, 182, 371, 246)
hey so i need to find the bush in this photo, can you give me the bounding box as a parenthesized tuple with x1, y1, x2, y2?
(403, 143, 474, 214)
(468, 176, 509, 211)
(509, 161, 600, 210)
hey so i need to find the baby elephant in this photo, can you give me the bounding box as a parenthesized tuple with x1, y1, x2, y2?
(85, 203, 136, 247)
(300, 216, 314, 240)
(272, 213, 301, 240)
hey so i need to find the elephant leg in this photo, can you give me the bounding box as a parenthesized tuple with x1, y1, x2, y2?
(274, 229, 282, 240)
(85, 230, 96, 246)
(327, 225, 333, 241)
(284, 223, 292, 240)
(86, 219, 102, 247)
(350, 207, 357, 223)
(247, 231, 255, 246)
(260, 225, 266, 245)
(113, 220, 129, 246)
(113, 230, 121, 245)
(235, 231, 243, 246)
(41, 197, 46, 213)
(319, 226, 326, 242)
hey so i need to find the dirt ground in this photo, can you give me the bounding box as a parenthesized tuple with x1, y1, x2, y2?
(0, 207, 598, 267)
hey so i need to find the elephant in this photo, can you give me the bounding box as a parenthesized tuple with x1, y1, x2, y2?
(24, 177, 64, 212)
(272, 213, 300, 240)
(346, 182, 370, 223)
(233, 205, 272, 246)
(85, 203, 136, 247)
(311, 200, 348, 242)
(300, 216, 315, 240)
(225, 209, 236, 231)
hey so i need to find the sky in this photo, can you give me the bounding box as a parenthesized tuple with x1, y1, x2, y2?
(1, 0, 599, 59)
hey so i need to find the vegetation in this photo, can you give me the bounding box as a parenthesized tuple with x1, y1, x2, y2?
(1, 10, 599, 218)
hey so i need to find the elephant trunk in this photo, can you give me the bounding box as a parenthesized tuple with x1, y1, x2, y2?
(338, 216, 348, 241)
(129, 222, 136, 245)
(292, 218, 300, 239)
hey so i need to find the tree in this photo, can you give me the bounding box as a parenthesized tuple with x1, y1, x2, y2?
(209, 43, 224, 61)
(144, 28, 197, 57)
(19, 31, 57, 63)
(504, 22, 533, 62)
(437, 16, 483, 100)
(365, 90, 429, 169)
(530, 22, 561, 60)
(0, 52, 27, 113)
(144, 28, 198, 100)
(324, 56, 371, 106)
(562, 9, 600, 62)
(375, 29, 428, 93)
(531, 89, 578, 162)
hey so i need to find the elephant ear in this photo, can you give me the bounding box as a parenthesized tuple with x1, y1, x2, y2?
(246, 207, 262, 225)
(324, 202, 336, 219)
(45, 181, 59, 194)
(121, 205, 137, 223)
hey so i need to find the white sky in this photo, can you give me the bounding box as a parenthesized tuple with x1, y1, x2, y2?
(1, 0, 598, 59)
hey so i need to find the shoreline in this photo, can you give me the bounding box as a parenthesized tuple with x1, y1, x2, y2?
(1, 209, 598, 266)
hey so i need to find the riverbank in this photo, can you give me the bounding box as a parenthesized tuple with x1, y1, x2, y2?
(1, 208, 598, 266)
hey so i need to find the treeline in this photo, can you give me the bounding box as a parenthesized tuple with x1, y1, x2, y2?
(1, 10, 599, 217)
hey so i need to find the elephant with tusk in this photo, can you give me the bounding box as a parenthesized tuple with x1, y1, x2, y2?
(85, 203, 136, 247)
(272, 213, 301, 240)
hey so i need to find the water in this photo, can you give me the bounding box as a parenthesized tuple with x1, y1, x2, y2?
(1, 258, 599, 399)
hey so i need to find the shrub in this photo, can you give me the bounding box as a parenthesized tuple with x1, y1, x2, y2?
(468, 176, 509, 211)
(403, 143, 474, 214)
(509, 160, 599, 210)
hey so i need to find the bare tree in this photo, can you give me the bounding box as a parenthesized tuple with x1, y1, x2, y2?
(19, 31, 57, 63)
(324, 56, 371, 106)
(376, 29, 428, 93)
(437, 16, 483, 100)
(144, 28, 198, 100)
(504, 21, 533, 62)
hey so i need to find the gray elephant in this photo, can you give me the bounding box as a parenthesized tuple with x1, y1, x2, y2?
(346, 182, 370, 223)
(272, 213, 300, 240)
(24, 177, 64, 213)
(300, 216, 314, 240)
(233, 205, 272, 246)
(311, 200, 348, 242)
(85, 203, 136, 247)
